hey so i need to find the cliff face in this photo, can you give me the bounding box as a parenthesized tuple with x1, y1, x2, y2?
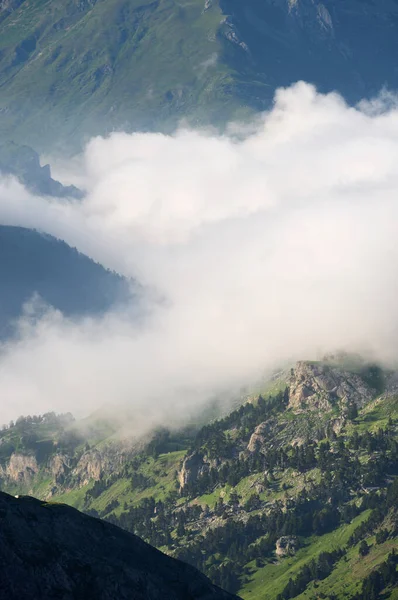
(178, 451, 209, 489)
(0, 492, 240, 600)
(0, 440, 128, 498)
(3, 453, 38, 484)
(0, 360, 383, 499)
(288, 361, 375, 411)
(179, 360, 383, 488)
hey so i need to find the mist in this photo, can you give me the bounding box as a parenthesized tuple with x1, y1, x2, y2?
(1, 81, 398, 431)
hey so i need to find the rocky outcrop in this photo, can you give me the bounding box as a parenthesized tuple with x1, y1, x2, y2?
(178, 452, 209, 490)
(72, 449, 103, 485)
(49, 453, 73, 485)
(288, 361, 374, 412)
(71, 447, 126, 487)
(247, 418, 279, 453)
(275, 536, 299, 557)
(5, 453, 38, 484)
(0, 142, 83, 198)
(220, 18, 250, 54)
(0, 491, 240, 600)
(0, 444, 127, 494)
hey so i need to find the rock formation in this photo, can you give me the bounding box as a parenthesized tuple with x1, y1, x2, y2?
(288, 361, 375, 412)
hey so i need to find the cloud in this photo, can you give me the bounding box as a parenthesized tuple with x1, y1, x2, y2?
(198, 53, 218, 73)
(1, 81, 398, 430)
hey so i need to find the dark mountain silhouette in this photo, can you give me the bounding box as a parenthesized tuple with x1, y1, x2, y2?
(0, 491, 240, 600)
(0, 225, 133, 337)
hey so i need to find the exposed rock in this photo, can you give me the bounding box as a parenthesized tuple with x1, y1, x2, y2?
(331, 417, 345, 435)
(73, 449, 103, 485)
(290, 437, 306, 447)
(0, 491, 239, 600)
(275, 535, 299, 557)
(49, 453, 72, 485)
(0, 142, 83, 198)
(247, 418, 278, 452)
(221, 20, 250, 54)
(288, 361, 374, 412)
(179, 451, 208, 490)
(6, 453, 38, 484)
(384, 371, 398, 397)
(72, 447, 125, 487)
(317, 3, 333, 34)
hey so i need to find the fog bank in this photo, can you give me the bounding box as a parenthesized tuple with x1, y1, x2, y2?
(1, 82, 398, 429)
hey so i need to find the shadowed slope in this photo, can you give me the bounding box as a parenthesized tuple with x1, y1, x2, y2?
(0, 226, 134, 336)
(0, 491, 240, 600)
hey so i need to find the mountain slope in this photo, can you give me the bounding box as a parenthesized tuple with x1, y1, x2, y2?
(0, 142, 82, 197)
(0, 491, 240, 600)
(0, 0, 240, 151)
(0, 358, 397, 598)
(1, 0, 398, 150)
(0, 225, 133, 337)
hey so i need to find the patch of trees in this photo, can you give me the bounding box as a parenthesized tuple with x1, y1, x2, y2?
(146, 426, 197, 458)
(174, 488, 359, 593)
(183, 422, 398, 499)
(3, 412, 74, 430)
(348, 478, 398, 547)
(276, 549, 345, 600)
(106, 495, 181, 548)
(84, 462, 154, 507)
(353, 550, 398, 600)
(102, 499, 120, 515)
(190, 389, 289, 456)
(98, 406, 397, 595)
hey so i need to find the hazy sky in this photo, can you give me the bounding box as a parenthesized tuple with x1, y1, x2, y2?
(1, 81, 398, 429)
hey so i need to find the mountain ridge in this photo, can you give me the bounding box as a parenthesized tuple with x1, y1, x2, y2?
(0, 490, 240, 600)
(1, 358, 397, 598)
(0, 225, 134, 337)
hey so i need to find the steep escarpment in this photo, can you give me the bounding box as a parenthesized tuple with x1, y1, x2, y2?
(288, 360, 375, 411)
(0, 492, 239, 600)
(0, 452, 38, 484)
(0, 412, 133, 498)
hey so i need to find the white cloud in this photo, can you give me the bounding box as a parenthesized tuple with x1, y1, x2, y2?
(1, 81, 398, 430)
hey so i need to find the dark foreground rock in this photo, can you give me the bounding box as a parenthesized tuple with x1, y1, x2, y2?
(0, 492, 240, 600)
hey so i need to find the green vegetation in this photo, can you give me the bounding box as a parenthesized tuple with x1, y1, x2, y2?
(0, 360, 397, 599)
(0, 0, 248, 150)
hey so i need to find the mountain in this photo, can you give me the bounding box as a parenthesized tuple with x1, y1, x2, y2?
(0, 491, 239, 600)
(1, 357, 397, 599)
(0, 225, 133, 337)
(1, 0, 398, 151)
(0, 142, 83, 198)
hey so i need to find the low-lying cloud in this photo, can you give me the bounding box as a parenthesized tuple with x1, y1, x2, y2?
(1, 81, 398, 430)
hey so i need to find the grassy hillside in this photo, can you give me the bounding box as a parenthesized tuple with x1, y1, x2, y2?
(2, 0, 398, 150)
(1, 360, 397, 598)
(0, 0, 245, 151)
